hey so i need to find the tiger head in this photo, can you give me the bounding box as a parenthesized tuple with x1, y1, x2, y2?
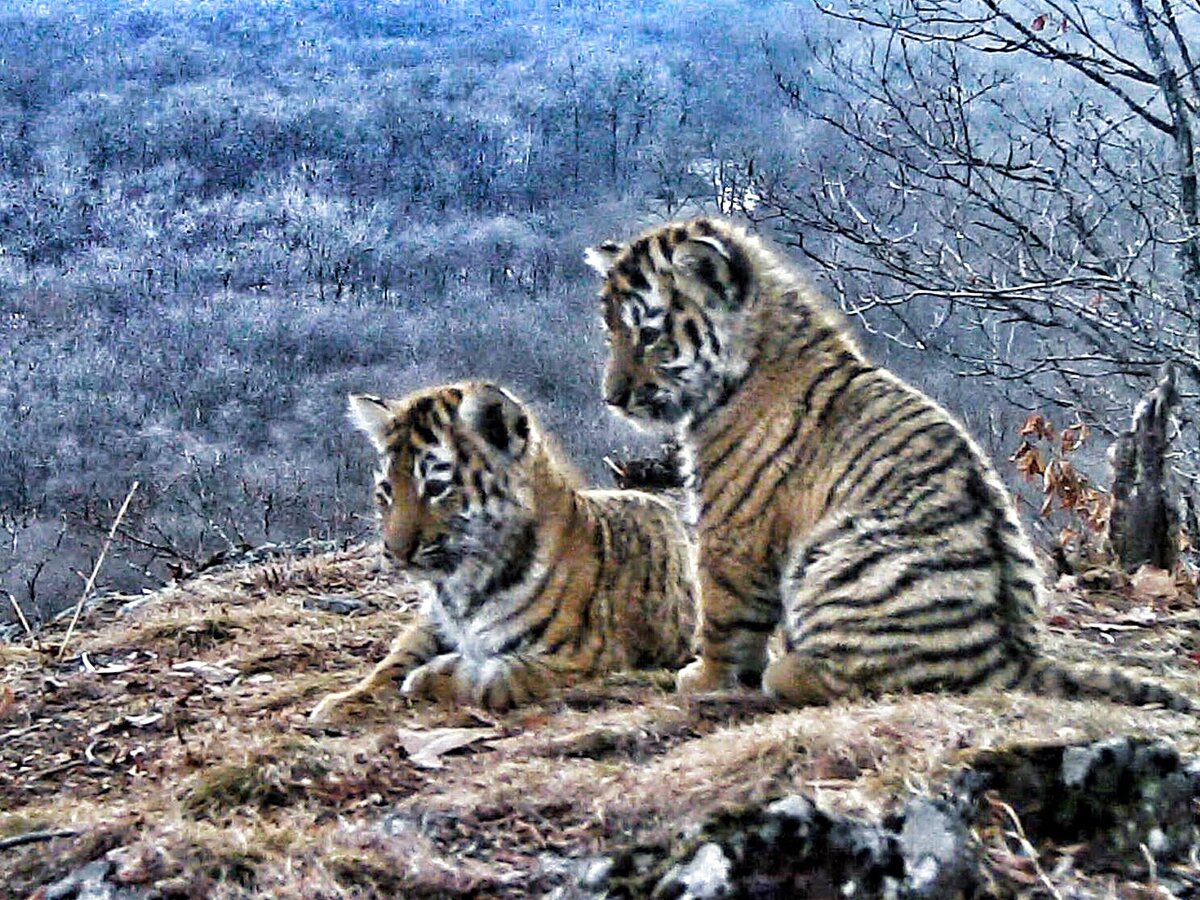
(585, 218, 757, 428)
(347, 382, 541, 583)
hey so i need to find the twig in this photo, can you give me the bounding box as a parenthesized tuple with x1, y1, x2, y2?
(57, 481, 139, 662)
(0, 828, 79, 851)
(994, 798, 1063, 900)
(601, 456, 626, 479)
(4, 590, 38, 649)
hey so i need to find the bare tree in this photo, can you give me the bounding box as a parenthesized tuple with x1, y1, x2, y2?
(755, 0, 1199, 464)
(1107, 364, 1183, 569)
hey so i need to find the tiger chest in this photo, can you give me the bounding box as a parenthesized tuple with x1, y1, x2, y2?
(427, 591, 511, 661)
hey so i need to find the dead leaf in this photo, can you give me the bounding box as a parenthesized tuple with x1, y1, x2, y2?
(1011, 441, 1044, 479)
(0, 684, 14, 718)
(124, 713, 164, 729)
(1019, 414, 1054, 441)
(395, 727, 497, 770)
(1060, 423, 1090, 453)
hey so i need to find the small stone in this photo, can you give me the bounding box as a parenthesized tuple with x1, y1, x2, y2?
(44, 860, 115, 900)
(658, 843, 732, 900)
(898, 798, 974, 898)
(579, 857, 614, 888)
(302, 595, 368, 615)
(766, 794, 816, 822)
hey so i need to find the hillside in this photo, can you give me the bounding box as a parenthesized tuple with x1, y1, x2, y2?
(2, 543, 1198, 898)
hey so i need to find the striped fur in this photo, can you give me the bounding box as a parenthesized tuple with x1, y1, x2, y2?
(310, 381, 695, 718)
(586, 218, 1190, 711)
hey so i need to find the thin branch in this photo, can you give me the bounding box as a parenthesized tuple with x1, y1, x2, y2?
(57, 481, 139, 662)
(5, 590, 38, 648)
(0, 829, 79, 851)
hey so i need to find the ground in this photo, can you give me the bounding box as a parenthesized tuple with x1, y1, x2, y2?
(2, 544, 1198, 898)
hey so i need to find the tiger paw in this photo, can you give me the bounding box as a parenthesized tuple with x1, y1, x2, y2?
(309, 694, 344, 723)
(401, 653, 465, 705)
(675, 657, 742, 693)
(310, 689, 368, 723)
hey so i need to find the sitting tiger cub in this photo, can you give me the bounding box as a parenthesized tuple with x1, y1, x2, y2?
(310, 381, 696, 718)
(586, 217, 1191, 711)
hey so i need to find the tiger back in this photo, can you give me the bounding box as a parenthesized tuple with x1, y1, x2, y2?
(585, 218, 1190, 712)
(310, 380, 695, 718)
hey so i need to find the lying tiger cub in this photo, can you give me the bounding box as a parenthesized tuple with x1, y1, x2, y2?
(310, 381, 696, 717)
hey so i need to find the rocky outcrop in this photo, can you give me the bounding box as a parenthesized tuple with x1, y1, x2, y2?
(572, 736, 1199, 899)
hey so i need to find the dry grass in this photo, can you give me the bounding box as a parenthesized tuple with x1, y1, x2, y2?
(1, 545, 1198, 897)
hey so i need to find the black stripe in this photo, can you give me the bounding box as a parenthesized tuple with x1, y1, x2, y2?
(815, 488, 990, 583)
(904, 653, 1012, 693)
(412, 422, 437, 444)
(709, 566, 780, 616)
(787, 323, 839, 361)
(469, 521, 538, 613)
(801, 596, 993, 638)
(703, 617, 778, 640)
(853, 437, 971, 511)
(548, 519, 612, 658)
(820, 396, 932, 504)
(488, 533, 570, 634)
(618, 261, 649, 291)
(497, 602, 558, 654)
(702, 354, 861, 521)
(825, 417, 951, 512)
(819, 630, 1003, 670)
(731, 374, 910, 530)
(801, 551, 998, 610)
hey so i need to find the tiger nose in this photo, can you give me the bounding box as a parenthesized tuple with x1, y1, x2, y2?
(383, 529, 420, 564)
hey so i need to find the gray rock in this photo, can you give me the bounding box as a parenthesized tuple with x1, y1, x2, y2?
(896, 798, 974, 898)
(302, 595, 369, 615)
(655, 842, 732, 899)
(574, 735, 1200, 898)
(42, 858, 150, 900)
(963, 735, 1199, 870)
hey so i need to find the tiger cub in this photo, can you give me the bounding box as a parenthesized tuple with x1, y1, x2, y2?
(309, 381, 696, 718)
(585, 217, 1190, 711)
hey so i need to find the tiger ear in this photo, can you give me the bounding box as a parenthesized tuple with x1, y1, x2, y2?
(347, 394, 395, 453)
(459, 384, 531, 460)
(671, 234, 748, 310)
(584, 240, 625, 277)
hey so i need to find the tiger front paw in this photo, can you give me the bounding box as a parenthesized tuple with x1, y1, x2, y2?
(401, 653, 465, 705)
(310, 688, 368, 723)
(675, 657, 747, 693)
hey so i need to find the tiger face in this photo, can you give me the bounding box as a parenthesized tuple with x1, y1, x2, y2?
(347, 382, 536, 584)
(585, 219, 754, 427)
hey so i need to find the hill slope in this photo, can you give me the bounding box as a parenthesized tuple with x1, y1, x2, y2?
(2, 545, 1198, 897)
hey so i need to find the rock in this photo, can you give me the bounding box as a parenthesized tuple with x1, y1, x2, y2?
(891, 797, 975, 898)
(654, 842, 732, 899)
(959, 735, 1198, 871)
(576, 736, 1200, 898)
(41, 858, 153, 900)
(601, 792, 926, 899)
(302, 595, 369, 616)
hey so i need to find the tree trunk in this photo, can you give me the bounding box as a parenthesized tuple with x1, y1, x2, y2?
(1107, 366, 1181, 571)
